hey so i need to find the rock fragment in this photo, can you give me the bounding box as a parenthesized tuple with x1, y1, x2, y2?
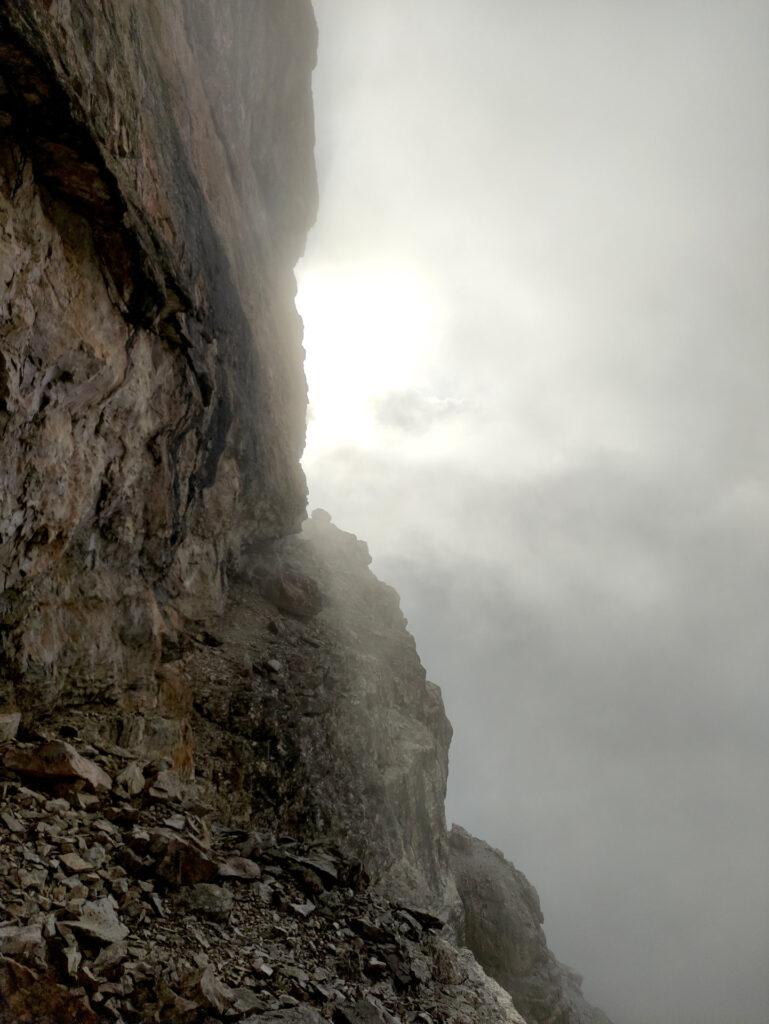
(0, 713, 21, 743)
(146, 828, 218, 885)
(147, 768, 182, 801)
(289, 900, 316, 918)
(177, 883, 234, 922)
(182, 963, 235, 1014)
(4, 741, 111, 792)
(218, 854, 261, 880)
(333, 998, 397, 1023)
(59, 852, 94, 874)
(62, 898, 129, 944)
(244, 1010, 324, 1024)
(115, 762, 145, 796)
(0, 812, 24, 833)
(0, 955, 99, 1024)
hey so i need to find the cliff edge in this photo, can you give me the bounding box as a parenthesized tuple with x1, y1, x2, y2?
(450, 826, 613, 1024)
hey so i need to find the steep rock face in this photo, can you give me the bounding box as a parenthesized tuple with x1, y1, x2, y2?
(0, 0, 317, 724)
(295, 512, 457, 914)
(169, 511, 460, 918)
(0, 0, 459, 932)
(0, 2, 478, 1007)
(449, 826, 613, 1024)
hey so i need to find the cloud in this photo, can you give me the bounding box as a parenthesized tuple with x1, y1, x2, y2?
(308, 444, 769, 1024)
(302, 3, 769, 1022)
(374, 389, 464, 434)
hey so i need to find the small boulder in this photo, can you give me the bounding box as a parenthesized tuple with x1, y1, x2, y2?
(4, 741, 111, 792)
(62, 897, 129, 944)
(59, 852, 94, 875)
(333, 999, 397, 1023)
(0, 924, 45, 965)
(177, 883, 233, 922)
(182, 963, 235, 1015)
(218, 855, 261, 880)
(115, 762, 145, 796)
(147, 829, 218, 885)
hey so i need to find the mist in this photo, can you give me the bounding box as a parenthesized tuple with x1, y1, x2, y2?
(298, 3, 769, 1023)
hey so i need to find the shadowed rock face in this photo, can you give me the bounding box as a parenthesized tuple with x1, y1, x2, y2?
(0, 0, 317, 722)
(449, 826, 614, 1024)
(151, 510, 461, 918)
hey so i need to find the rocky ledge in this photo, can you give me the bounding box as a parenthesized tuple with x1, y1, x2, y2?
(0, 722, 522, 1024)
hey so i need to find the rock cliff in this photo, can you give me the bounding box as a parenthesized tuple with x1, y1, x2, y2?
(0, 0, 316, 725)
(449, 827, 613, 1024)
(0, 3, 612, 1023)
(176, 510, 460, 916)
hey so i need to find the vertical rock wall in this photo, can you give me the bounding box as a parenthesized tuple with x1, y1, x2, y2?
(0, 0, 317, 724)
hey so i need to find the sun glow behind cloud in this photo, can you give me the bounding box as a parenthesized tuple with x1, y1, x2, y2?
(297, 250, 682, 487)
(298, 260, 454, 458)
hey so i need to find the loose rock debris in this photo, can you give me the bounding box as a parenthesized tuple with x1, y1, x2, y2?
(0, 734, 519, 1023)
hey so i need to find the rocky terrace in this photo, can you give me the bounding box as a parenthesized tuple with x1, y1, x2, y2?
(0, 713, 521, 1024)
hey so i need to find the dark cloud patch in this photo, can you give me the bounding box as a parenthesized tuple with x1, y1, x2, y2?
(374, 389, 463, 434)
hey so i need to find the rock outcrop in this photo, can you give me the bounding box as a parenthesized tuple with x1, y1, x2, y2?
(146, 509, 459, 918)
(449, 827, 613, 1024)
(0, 0, 316, 722)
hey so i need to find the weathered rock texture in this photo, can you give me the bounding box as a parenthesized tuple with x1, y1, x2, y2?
(0, 0, 316, 722)
(188, 511, 459, 918)
(449, 826, 613, 1024)
(0, 0, 460, 930)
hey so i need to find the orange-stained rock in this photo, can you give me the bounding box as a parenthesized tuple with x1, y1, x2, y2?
(0, 956, 98, 1024)
(4, 740, 112, 791)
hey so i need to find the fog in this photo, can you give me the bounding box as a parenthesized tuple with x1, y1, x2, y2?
(298, 3, 769, 1023)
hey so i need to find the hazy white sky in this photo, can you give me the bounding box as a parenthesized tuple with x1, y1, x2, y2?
(298, 4, 769, 1023)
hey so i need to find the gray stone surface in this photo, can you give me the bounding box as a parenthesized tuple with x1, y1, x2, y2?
(188, 510, 461, 921)
(0, 735, 523, 1023)
(450, 825, 613, 1024)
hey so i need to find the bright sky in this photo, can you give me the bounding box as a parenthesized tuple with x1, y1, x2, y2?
(301, 260, 451, 457)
